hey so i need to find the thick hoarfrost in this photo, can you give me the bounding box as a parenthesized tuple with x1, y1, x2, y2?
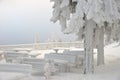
(51, 0, 120, 41)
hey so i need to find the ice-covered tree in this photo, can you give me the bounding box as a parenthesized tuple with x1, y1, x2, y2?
(50, 0, 120, 74)
(104, 0, 120, 44)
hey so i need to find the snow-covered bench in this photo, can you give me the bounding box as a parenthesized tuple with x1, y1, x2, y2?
(3, 51, 29, 63)
(63, 50, 84, 66)
(64, 50, 84, 55)
(44, 53, 77, 72)
(0, 63, 32, 74)
(45, 53, 77, 64)
(21, 58, 46, 74)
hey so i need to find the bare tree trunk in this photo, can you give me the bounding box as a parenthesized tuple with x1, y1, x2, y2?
(97, 27, 104, 66)
(84, 20, 95, 74)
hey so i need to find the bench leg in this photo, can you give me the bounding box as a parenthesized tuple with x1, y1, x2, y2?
(44, 72, 51, 80)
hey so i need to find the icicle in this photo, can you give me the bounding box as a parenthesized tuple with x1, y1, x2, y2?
(59, 16, 67, 31)
(61, 6, 71, 19)
(50, 0, 61, 23)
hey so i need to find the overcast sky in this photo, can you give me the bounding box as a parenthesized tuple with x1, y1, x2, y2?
(0, 0, 76, 45)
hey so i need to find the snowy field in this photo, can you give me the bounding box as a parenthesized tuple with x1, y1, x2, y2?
(0, 43, 120, 80)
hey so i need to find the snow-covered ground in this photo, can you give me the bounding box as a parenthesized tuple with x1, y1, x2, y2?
(0, 43, 120, 80)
